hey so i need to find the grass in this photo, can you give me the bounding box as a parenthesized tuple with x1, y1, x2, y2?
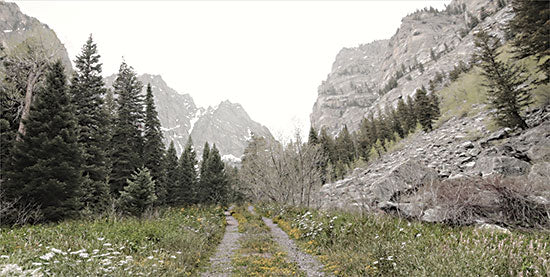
(0, 206, 226, 276)
(436, 44, 550, 130)
(231, 205, 304, 276)
(258, 203, 550, 277)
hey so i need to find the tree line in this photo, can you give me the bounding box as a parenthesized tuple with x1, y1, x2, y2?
(1, 36, 232, 224)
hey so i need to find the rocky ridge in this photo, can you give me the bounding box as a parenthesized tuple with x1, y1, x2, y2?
(105, 74, 273, 158)
(318, 107, 550, 225)
(311, 0, 510, 135)
(0, 1, 72, 72)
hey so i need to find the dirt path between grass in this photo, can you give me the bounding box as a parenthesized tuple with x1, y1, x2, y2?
(248, 205, 328, 277)
(201, 206, 241, 277)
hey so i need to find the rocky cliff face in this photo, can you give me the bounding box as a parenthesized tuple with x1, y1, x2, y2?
(312, 0, 550, 226)
(105, 74, 273, 158)
(0, 1, 72, 71)
(311, 0, 510, 135)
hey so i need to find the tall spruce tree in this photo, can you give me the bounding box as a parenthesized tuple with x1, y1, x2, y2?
(335, 125, 355, 164)
(414, 87, 435, 132)
(177, 137, 198, 204)
(70, 35, 110, 212)
(200, 144, 229, 205)
(308, 126, 319, 145)
(507, 0, 549, 84)
(142, 83, 166, 204)
(474, 31, 531, 129)
(8, 61, 82, 222)
(197, 142, 211, 203)
(110, 62, 145, 195)
(117, 167, 157, 216)
(405, 95, 418, 133)
(163, 141, 180, 205)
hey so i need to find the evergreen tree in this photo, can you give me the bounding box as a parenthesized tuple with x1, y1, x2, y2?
(429, 93, 441, 121)
(507, 0, 549, 84)
(142, 83, 166, 204)
(177, 137, 198, 204)
(308, 126, 319, 145)
(335, 125, 355, 164)
(474, 31, 531, 129)
(8, 61, 82, 222)
(386, 103, 404, 139)
(197, 142, 211, 203)
(357, 118, 372, 161)
(414, 87, 435, 132)
(70, 35, 110, 212)
(118, 167, 157, 216)
(396, 98, 409, 134)
(200, 144, 229, 205)
(110, 62, 145, 195)
(318, 128, 336, 164)
(405, 95, 418, 133)
(163, 141, 180, 205)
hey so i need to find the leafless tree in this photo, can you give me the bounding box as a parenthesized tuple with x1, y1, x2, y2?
(239, 131, 324, 207)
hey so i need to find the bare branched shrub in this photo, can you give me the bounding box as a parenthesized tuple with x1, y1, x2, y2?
(422, 176, 550, 228)
(0, 188, 42, 226)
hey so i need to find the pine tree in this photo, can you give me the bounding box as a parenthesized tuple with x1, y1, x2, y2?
(117, 167, 157, 216)
(319, 128, 336, 165)
(143, 83, 166, 204)
(70, 35, 110, 212)
(405, 96, 418, 134)
(386, 103, 404, 139)
(507, 0, 549, 84)
(201, 144, 229, 205)
(197, 142, 211, 203)
(414, 87, 435, 132)
(308, 126, 319, 145)
(335, 125, 355, 164)
(474, 31, 531, 129)
(429, 93, 441, 121)
(110, 62, 145, 195)
(357, 118, 372, 161)
(8, 61, 82, 222)
(163, 141, 179, 205)
(177, 137, 198, 204)
(396, 98, 410, 135)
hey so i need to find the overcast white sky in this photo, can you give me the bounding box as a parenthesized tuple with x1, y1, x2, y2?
(15, 0, 450, 140)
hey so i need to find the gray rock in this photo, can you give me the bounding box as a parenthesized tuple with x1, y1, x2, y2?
(477, 223, 511, 234)
(528, 162, 550, 187)
(421, 207, 446, 223)
(474, 156, 531, 177)
(461, 141, 474, 149)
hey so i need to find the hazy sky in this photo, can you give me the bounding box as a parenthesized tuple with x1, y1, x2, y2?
(15, 1, 450, 140)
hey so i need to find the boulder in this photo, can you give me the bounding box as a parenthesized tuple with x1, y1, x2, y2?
(474, 156, 531, 177)
(369, 160, 438, 203)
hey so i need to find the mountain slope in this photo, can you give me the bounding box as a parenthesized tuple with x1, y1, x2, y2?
(0, 1, 72, 71)
(310, 0, 510, 135)
(105, 74, 273, 157)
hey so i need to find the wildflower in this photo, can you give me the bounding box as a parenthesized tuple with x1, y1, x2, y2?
(40, 253, 55, 261)
(103, 243, 112, 247)
(387, 256, 394, 261)
(79, 253, 89, 259)
(1, 264, 22, 275)
(51, 248, 66, 255)
(399, 228, 404, 232)
(176, 251, 182, 254)
(416, 233, 422, 238)
(0, 255, 8, 259)
(97, 237, 105, 241)
(147, 256, 154, 260)
(31, 262, 42, 266)
(170, 256, 177, 259)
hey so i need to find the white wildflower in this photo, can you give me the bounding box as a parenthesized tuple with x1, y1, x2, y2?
(79, 253, 89, 259)
(416, 233, 422, 238)
(147, 256, 154, 260)
(97, 237, 105, 241)
(103, 243, 112, 247)
(1, 264, 22, 275)
(170, 256, 176, 259)
(32, 262, 42, 266)
(387, 256, 394, 261)
(40, 252, 54, 261)
(176, 251, 182, 255)
(0, 255, 8, 259)
(51, 248, 66, 255)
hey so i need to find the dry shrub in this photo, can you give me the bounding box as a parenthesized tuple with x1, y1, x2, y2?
(0, 189, 43, 226)
(422, 176, 550, 229)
